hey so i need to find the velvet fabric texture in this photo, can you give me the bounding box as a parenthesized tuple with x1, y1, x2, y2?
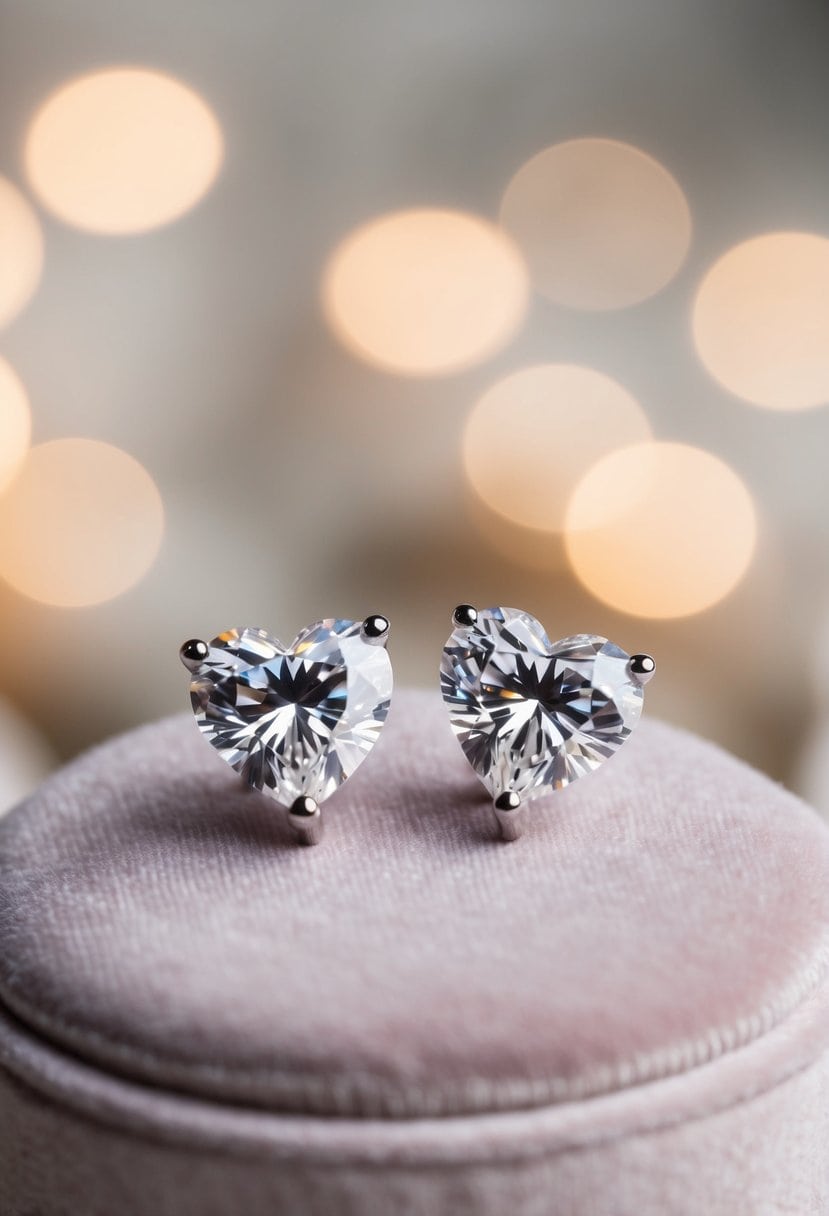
(1, 688, 828, 1214)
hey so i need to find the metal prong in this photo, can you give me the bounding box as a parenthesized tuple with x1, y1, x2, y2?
(453, 604, 478, 628)
(628, 653, 656, 686)
(179, 638, 209, 671)
(361, 614, 390, 646)
(287, 796, 324, 846)
(493, 791, 525, 842)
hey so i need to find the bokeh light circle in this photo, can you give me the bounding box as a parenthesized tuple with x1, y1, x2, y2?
(693, 232, 829, 410)
(499, 138, 691, 310)
(565, 442, 757, 619)
(463, 364, 652, 532)
(25, 68, 223, 234)
(467, 494, 569, 573)
(0, 357, 31, 491)
(0, 176, 44, 328)
(322, 208, 529, 375)
(0, 439, 164, 607)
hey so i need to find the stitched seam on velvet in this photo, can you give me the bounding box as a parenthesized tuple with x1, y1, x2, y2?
(0, 937, 828, 1119)
(0, 994, 828, 1165)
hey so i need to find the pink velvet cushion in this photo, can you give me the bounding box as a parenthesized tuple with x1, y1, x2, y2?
(1, 688, 828, 1126)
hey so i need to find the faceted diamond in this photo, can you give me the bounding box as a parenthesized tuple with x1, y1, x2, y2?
(440, 606, 643, 801)
(190, 620, 392, 805)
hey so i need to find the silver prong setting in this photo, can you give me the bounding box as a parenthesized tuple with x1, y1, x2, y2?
(179, 638, 209, 672)
(360, 614, 390, 646)
(493, 790, 525, 842)
(453, 604, 478, 628)
(287, 796, 324, 846)
(628, 653, 656, 687)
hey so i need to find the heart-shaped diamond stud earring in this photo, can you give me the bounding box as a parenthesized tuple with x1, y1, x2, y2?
(440, 605, 654, 841)
(180, 616, 393, 845)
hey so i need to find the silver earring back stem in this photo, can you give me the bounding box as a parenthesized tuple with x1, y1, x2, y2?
(493, 791, 525, 842)
(287, 796, 324, 846)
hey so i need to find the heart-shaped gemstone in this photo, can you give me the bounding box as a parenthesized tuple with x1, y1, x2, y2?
(440, 606, 644, 801)
(188, 620, 392, 806)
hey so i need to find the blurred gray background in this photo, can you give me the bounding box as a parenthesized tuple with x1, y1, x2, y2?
(0, 0, 828, 805)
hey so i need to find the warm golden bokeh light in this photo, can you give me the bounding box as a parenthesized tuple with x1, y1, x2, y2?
(0, 176, 44, 328)
(463, 364, 652, 532)
(565, 442, 757, 619)
(499, 138, 691, 310)
(25, 68, 223, 234)
(467, 491, 569, 573)
(693, 232, 829, 410)
(322, 208, 529, 375)
(0, 357, 31, 491)
(0, 439, 164, 607)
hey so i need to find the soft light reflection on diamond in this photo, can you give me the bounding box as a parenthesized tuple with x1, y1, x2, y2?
(693, 232, 829, 410)
(500, 138, 691, 310)
(190, 621, 393, 805)
(0, 439, 164, 607)
(565, 442, 757, 619)
(441, 606, 643, 799)
(25, 68, 223, 234)
(0, 357, 31, 491)
(322, 208, 529, 375)
(0, 176, 44, 328)
(463, 364, 652, 533)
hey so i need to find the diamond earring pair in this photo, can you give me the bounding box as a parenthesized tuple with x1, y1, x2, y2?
(180, 607, 654, 846)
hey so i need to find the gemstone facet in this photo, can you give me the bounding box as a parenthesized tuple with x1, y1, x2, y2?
(440, 606, 644, 802)
(189, 620, 392, 806)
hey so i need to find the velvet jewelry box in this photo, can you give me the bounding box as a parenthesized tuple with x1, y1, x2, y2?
(1, 689, 828, 1215)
